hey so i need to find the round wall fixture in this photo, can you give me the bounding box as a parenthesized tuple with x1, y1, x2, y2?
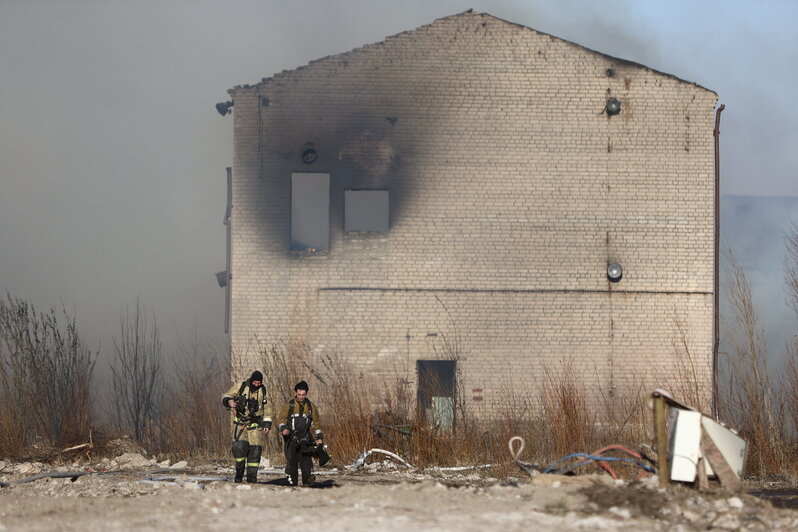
(215, 101, 233, 116)
(606, 98, 621, 116)
(301, 144, 317, 164)
(607, 263, 623, 282)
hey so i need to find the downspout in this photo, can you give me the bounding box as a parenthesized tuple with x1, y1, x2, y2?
(712, 103, 725, 418)
(225, 167, 233, 335)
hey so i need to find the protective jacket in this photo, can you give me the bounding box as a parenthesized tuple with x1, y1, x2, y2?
(278, 398, 323, 443)
(222, 380, 274, 446)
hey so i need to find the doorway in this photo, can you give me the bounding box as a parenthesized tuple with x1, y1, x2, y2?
(417, 360, 456, 429)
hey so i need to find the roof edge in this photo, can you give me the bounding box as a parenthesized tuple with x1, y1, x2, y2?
(228, 10, 716, 98)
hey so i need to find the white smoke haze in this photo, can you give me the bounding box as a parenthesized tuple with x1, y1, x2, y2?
(1, 0, 796, 368)
(722, 196, 798, 366)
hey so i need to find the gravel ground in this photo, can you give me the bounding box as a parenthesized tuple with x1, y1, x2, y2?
(2, 455, 798, 531)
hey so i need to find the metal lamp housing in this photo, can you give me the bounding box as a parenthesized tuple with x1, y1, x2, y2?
(215, 101, 233, 116)
(606, 98, 621, 116)
(607, 263, 623, 282)
(301, 143, 318, 164)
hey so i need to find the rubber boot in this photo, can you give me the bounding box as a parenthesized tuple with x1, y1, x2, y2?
(231, 440, 249, 483)
(300, 451, 314, 486)
(246, 445, 262, 484)
(286, 440, 300, 486)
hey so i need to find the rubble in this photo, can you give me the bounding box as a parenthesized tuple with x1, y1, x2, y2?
(104, 437, 147, 456)
(113, 453, 152, 469)
(16, 462, 42, 474)
(0, 457, 796, 530)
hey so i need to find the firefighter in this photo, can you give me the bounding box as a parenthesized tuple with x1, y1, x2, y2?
(222, 370, 273, 483)
(278, 380, 323, 487)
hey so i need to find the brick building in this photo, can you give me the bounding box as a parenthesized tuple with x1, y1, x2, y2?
(221, 11, 719, 422)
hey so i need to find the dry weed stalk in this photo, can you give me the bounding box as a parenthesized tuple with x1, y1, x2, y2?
(785, 220, 798, 316)
(235, 339, 661, 470)
(540, 359, 595, 458)
(0, 295, 97, 455)
(720, 247, 790, 475)
(781, 222, 798, 468)
(669, 314, 712, 413)
(109, 298, 164, 446)
(486, 377, 541, 467)
(595, 383, 649, 446)
(156, 335, 230, 457)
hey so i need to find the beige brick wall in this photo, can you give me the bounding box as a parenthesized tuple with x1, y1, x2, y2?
(227, 12, 718, 414)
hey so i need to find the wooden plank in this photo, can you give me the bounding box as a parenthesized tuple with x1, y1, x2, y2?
(700, 426, 743, 493)
(653, 395, 669, 487)
(695, 456, 709, 491)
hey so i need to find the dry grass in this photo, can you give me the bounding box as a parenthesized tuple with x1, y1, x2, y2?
(223, 339, 657, 473)
(541, 360, 596, 458)
(221, 331, 798, 479)
(718, 247, 794, 476)
(7, 245, 798, 480)
(155, 347, 230, 458)
(109, 299, 164, 447)
(0, 295, 98, 456)
(669, 314, 713, 414)
(143, 241, 798, 477)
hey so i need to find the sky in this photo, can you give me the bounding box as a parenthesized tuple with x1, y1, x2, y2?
(0, 0, 796, 365)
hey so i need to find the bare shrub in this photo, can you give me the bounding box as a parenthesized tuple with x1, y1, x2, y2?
(226, 339, 368, 460)
(157, 336, 230, 457)
(782, 221, 798, 464)
(225, 338, 663, 472)
(540, 359, 596, 458)
(669, 313, 712, 413)
(785, 220, 798, 316)
(231, 338, 488, 467)
(0, 295, 97, 454)
(719, 248, 790, 475)
(314, 354, 375, 461)
(488, 361, 654, 477)
(595, 383, 650, 445)
(267, 341, 374, 462)
(485, 376, 538, 465)
(783, 338, 798, 445)
(109, 299, 164, 446)
(233, 338, 307, 404)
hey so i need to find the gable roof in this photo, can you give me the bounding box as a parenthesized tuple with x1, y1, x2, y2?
(230, 10, 715, 97)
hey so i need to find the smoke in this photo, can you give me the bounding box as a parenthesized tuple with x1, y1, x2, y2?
(1, 0, 796, 366)
(722, 195, 798, 364)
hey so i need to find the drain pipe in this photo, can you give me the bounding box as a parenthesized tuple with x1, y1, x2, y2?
(712, 103, 725, 419)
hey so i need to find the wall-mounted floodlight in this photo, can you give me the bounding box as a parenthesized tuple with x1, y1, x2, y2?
(301, 143, 317, 164)
(607, 263, 623, 283)
(606, 98, 621, 116)
(215, 101, 234, 116)
(216, 271, 228, 287)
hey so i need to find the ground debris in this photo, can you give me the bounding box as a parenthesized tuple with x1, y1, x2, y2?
(0, 458, 797, 531)
(111, 453, 152, 469)
(103, 436, 147, 456)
